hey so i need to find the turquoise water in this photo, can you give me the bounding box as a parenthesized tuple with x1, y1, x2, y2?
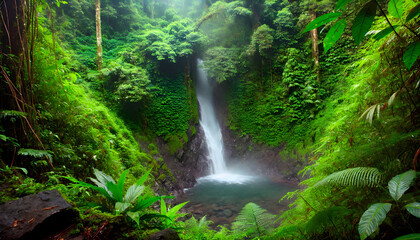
(179, 175, 297, 226)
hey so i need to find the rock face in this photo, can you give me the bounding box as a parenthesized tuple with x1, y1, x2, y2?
(0, 190, 77, 240)
(156, 123, 210, 195)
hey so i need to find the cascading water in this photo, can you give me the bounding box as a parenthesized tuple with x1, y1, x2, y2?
(195, 59, 251, 184)
(179, 60, 298, 226)
(196, 59, 227, 174)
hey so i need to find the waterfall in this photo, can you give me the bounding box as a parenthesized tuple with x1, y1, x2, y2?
(196, 59, 227, 174)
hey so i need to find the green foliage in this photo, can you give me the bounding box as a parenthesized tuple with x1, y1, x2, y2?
(231, 202, 276, 239)
(303, 12, 342, 33)
(65, 168, 172, 226)
(403, 41, 420, 70)
(159, 198, 189, 230)
(314, 167, 383, 188)
(352, 1, 377, 45)
(388, 170, 416, 201)
(181, 216, 215, 240)
(357, 170, 418, 240)
(247, 24, 274, 57)
(324, 19, 346, 52)
(203, 47, 241, 83)
(404, 202, 420, 218)
(305, 206, 352, 235)
(394, 234, 420, 240)
(17, 148, 53, 162)
(358, 203, 392, 240)
(145, 74, 191, 137)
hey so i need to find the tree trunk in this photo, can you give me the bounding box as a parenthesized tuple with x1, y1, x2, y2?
(309, 10, 320, 81)
(95, 0, 102, 70)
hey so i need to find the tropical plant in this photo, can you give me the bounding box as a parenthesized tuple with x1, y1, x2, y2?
(231, 202, 277, 239)
(304, 0, 420, 69)
(180, 216, 215, 240)
(313, 167, 384, 188)
(358, 170, 419, 240)
(159, 198, 189, 230)
(65, 168, 172, 226)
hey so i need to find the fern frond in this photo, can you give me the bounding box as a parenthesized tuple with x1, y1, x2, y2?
(314, 167, 383, 188)
(232, 202, 276, 238)
(305, 206, 352, 234)
(0, 110, 27, 118)
(18, 148, 53, 161)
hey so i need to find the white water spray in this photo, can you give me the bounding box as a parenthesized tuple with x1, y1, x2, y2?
(195, 59, 253, 184)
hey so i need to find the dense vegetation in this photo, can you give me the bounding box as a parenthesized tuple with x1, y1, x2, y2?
(0, 0, 419, 239)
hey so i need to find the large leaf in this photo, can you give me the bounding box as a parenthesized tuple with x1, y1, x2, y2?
(167, 201, 189, 219)
(136, 168, 151, 186)
(405, 202, 420, 218)
(124, 184, 145, 204)
(324, 19, 346, 52)
(115, 202, 131, 214)
(335, 0, 353, 10)
(91, 168, 115, 190)
(106, 169, 128, 202)
(388, 0, 403, 19)
(388, 170, 416, 201)
(394, 234, 420, 240)
(406, 4, 420, 22)
(127, 211, 140, 225)
(304, 12, 342, 33)
(358, 203, 392, 240)
(132, 195, 173, 212)
(373, 25, 400, 40)
(352, 0, 377, 45)
(403, 41, 420, 70)
(63, 176, 113, 201)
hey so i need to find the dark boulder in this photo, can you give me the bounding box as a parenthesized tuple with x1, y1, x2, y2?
(0, 189, 77, 240)
(147, 228, 180, 240)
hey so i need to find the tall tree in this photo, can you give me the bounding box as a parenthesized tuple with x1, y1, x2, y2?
(95, 0, 102, 70)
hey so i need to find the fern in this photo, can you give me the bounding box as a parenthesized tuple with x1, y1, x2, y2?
(18, 148, 53, 161)
(314, 167, 383, 188)
(182, 216, 215, 240)
(232, 202, 276, 239)
(305, 206, 352, 234)
(0, 110, 27, 118)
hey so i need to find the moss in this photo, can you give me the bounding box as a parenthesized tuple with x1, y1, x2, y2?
(166, 134, 184, 155)
(191, 125, 197, 136)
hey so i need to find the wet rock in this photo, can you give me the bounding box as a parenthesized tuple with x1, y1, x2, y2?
(0, 190, 77, 240)
(222, 209, 233, 218)
(147, 228, 180, 240)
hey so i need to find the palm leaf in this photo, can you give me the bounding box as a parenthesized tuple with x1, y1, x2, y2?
(358, 203, 392, 240)
(232, 202, 276, 238)
(314, 167, 383, 188)
(405, 202, 420, 218)
(388, 170, 416, 201)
